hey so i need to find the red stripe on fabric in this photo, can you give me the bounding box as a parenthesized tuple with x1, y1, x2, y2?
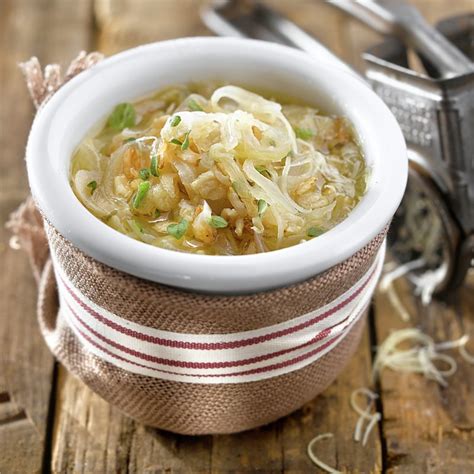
(69, 315, 346, 379)
(59, 261, 377, 351)
(72, 323, 188, 378)
(66, 299, 354, 369)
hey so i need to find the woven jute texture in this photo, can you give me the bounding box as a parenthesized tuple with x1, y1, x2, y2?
(9, 198, 386, 434)
(45, 220, 385, 334)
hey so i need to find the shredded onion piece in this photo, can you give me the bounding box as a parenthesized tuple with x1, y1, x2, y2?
(434, 334, 469, 351)
(307, 433, 341, 474)
(379, 257, 425, 291)
(72, 84, 366, 255)
(435, 334, 474, 365)
(373, 328, 463, 386)
(386, 283, 411, 321)
(362, 413, 381, 447)
(350, 388, 381, 446)
(409, 261, 448, 306)
(380, 256, 448, 308)
(460, 344, 474, 364)
(9, 235, 21, 250)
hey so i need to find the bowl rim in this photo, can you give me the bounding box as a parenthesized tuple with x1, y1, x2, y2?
(26, 37, 407, 294)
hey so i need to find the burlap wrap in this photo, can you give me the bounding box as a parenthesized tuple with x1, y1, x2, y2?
(8, 53, 388, 434)
(8, 198, 386, 434)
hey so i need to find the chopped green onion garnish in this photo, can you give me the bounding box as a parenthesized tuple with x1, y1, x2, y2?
(188, 99, 203, 111)
(255, 165, 271, 178)
(107, 103, 136, 131)
(170, 115, 181, 127)
(294, 127, 314, 140)
(139, 168, 150, 180)
(167, 219, 188, 240)
(133, 181, 150, 208)
(257, 199, 268, 217)
(307, 226, 324, 238)
(150, 153, 159, 177)
(124, 137, 136, 143)
(87, 180, 97, 193)
(181, 131, 191, 151)
(170, 138, 183, 146)
(208, 216, 228, 229)
(154, 209, 161, 218)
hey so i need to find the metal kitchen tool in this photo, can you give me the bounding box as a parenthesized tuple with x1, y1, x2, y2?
(201, 1, 474, 294)
(201, 0, 357, 76)
(331, 0, 474, 77)
(362, 14, 474, 294)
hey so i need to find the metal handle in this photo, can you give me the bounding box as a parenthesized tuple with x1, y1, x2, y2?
(330, 0, 474, 77)
(201, 0, 361, 79)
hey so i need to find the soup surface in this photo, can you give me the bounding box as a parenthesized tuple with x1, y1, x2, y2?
(71, 84, 367, 255)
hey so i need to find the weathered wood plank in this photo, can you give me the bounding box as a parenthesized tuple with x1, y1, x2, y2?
(0, 1, 93, 472)
(373, 272, 474, 473)
(52, 369, 215, 473)
(281, 326, 382, 473)
(94, 0, 211, 53)
(348, 2, 474, 472)
(52, 324, 380, 473)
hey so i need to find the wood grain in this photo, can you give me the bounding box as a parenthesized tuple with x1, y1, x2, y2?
(0, 0, 93, 472)
(373, 272, 474, 473)
(351, 2, 474, 472)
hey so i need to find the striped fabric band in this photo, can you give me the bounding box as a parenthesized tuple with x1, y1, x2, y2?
(53, 243, 385, 384)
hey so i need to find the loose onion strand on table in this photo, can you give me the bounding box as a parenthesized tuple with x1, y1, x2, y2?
(350, 388, 381, 446)
(307, 328, 474, 471)
(305, 249, 473, 471)
(307, 433, 342, 474)
(307, 387, 381, 472)
(372, 328, 466, 386)
(71, 84, 366, 255)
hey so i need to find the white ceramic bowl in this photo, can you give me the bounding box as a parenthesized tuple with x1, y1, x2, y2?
(26, 37, 407, 294)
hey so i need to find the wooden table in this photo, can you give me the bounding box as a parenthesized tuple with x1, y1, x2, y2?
(1, 1, 473, 472)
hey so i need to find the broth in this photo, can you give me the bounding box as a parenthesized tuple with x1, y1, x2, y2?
(70, 84, 367, 255)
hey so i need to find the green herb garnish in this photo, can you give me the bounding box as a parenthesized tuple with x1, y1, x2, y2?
(181, 131, 191, 151)
(150, 153, 159, 177)
(167, 219, 188, 240)
(154, 209, 161, 219)
(124, 137, 136, 143)
(307, 226, 324, 238)
(188, 99, 203, 111)
(257, 199, 268, 217)
(170, 138, 183, 146)
(255, 165, 271, 179)
(87, 180, 97, 193)
(139, 168, 150, 180)
(107, 103, 136, 131)
(170, 115, 181, 127)
(208, 216, 228, 229)
(294, 127, 314, 140)
(133, 181, 150, 208)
